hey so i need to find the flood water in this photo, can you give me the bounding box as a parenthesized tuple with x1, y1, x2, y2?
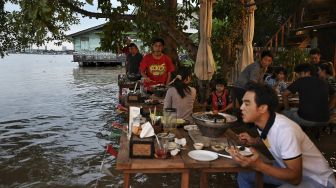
(1, 54, 223, 188)
(1, 54, 334, 188)
(0, 54, 128, 187)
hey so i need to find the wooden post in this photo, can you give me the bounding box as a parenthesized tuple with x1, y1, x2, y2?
(281, 25, 285, 47)
(123, 173, 130, 188)
(181, 170, 190, 188)
(275, 32, 278, 51)
(200, 171, 208, 188)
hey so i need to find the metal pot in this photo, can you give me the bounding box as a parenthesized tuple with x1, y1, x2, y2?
(151, 85, 168, 98)
(191, 112, 237, 138)
(127, 73, 141, 82)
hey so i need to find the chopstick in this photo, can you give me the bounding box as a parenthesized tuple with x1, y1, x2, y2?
(154, 106, 156, 124)
(133, 81, 138, 93)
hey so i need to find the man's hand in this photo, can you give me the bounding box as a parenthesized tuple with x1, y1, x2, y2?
(227, 147, 262, 170)
(143, 77, 154, 82)
(239, 132, 259, 146)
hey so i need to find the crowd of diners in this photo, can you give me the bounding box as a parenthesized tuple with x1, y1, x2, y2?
(122, 36, 336, 187)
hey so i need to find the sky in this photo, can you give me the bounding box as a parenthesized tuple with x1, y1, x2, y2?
(4, 0, 133, 51)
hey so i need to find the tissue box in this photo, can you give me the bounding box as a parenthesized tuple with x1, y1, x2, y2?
(129, 134, 155, 158)
(127, 93, 142, 103)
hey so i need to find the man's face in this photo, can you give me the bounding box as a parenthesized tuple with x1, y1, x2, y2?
(152, 42, 164, 54)
(240, 91, 261, 123)
(310, 54, 320, 64)
(260, 56, 273, 68)
(130, 46, 138, 55)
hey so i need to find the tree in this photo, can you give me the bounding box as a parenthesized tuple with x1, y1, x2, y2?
(1, 0, 303, 74)
(1, 0, 200, 62)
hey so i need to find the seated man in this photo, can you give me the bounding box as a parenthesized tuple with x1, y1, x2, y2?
(140, 38, 175, 91)
(126, 43, 143, 76)
(282, 63, 334, 127)
(227, 82, 336, 188)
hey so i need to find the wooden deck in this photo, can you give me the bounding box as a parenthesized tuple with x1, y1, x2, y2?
(73, 53, 126, 66)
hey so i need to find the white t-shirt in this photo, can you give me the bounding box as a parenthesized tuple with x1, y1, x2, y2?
(258, 113, 334, 186)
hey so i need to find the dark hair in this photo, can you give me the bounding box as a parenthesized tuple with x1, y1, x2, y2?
(271, 67, 287, 79)
(171, 67, 192, 98)
(261, 50, 273, 59)
(319, 62, 333, 76)
(309, 48, 321, 55)
(152, 38, 165, 46)
(129, 43, 137, 48)
(215, 78, 227, 86)
(245, 82, 278, 114)
(294, 63, 313, 74)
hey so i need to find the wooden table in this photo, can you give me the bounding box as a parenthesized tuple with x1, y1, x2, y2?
(116, 132, 190, 188)
(179, 129, 264, 188)
(116, 128, 265, 188)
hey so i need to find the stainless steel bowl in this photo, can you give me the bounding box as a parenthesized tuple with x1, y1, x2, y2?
(191, 112, 237, 138)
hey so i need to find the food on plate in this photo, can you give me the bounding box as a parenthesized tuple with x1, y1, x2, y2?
(211, 144, 225, 151)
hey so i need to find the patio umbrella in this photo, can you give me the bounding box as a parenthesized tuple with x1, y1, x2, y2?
(239, 0, 256, 71)
(194, 0, 216, 81)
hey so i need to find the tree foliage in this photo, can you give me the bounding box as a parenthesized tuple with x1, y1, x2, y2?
(1, 0, 303, 76)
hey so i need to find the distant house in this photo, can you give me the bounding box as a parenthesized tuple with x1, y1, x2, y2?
(68, 23, 106, 52)
(67, 24, 127, 66)
(67, 6, 199, 66)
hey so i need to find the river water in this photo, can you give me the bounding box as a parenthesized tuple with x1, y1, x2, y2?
(0, 54, 218, 188)
(2, 54, 334, 188)
(0, 54, 127, 187)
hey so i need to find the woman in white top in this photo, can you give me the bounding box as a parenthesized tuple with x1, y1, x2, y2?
(163, 67, 196, 122)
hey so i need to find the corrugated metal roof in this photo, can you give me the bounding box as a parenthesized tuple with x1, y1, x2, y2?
(67, 23, 107, 38)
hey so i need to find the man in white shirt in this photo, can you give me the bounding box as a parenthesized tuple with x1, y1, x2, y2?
(227, 82, 336, 188)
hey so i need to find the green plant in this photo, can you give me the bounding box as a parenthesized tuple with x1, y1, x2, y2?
(273, 48, 309, 81)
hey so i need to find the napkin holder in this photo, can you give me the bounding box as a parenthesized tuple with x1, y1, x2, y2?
(129, 134, 155, 158)
(127, 92, 142, 103)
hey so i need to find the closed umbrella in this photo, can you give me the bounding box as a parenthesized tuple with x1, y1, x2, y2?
(194, 0, 216, 80)
(239, 0, 256, 71)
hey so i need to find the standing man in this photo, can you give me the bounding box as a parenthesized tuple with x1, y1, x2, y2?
(228, 82, 336, 188)
(309, 48, 326, 76)
(126, 43, 143, 76)
(233, 50, 273, 109)
(121, 36, 132, 57)
(140, 38, 175, 91)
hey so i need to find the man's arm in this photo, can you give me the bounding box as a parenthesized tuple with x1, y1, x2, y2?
(329, 94, 336, 110)
(249, 65, 260, 83)
(282, 90, 292, 110)
(255, 156, 303, 185)
(166, 72, 172, 85)
(140, 69, 153, 82)
(229, 149, 303, 185)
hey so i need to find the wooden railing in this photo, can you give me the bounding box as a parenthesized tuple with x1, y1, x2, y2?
(265, 15, 295, 50)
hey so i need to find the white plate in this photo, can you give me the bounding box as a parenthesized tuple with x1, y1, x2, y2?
(184, 125, 198, 131)
(188, 150, 218, 161)
(225, 146, 253, 156)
